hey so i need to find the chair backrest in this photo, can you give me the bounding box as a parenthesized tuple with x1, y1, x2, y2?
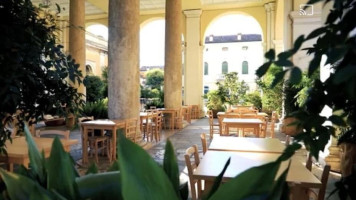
(308, 165, 331, 200)
(270, 111, 277, 138)
(184, 145, 200, 176)
(259, 117, 268, 138)
(200, 134, 208, 155)
(125, 118, 138, 143)
(35, 129, 70, 140)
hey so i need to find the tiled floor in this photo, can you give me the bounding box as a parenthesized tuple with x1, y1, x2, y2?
(64, 117, 341, 199)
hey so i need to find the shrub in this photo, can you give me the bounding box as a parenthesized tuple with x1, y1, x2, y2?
(83, 75, 104, 102)
(80, 99, 108, 119)
(206, 90, 225, 111)
(244, 92, 262, 111)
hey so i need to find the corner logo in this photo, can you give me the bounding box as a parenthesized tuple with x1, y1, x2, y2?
(299, 4, 314, 16)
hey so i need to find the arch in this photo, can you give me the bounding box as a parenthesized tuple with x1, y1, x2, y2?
(140, 15, 165, 28)
(204, 62, 209, 75)
(86, 24, 108, 40)
(222, 61, 228, 74)
(201, 10, 265, 43)
(242, 61, 249, 74)
(86, 64, 93, 75)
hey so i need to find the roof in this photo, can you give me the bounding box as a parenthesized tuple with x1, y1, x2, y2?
(205, 34, 262, 43)
(140, 66, 164, 71)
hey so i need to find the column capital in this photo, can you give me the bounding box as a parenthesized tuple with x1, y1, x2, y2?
(183, 9, 202, 18)
(264, 2, 275, 12)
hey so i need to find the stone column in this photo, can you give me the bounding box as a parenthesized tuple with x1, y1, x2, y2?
(164, 0, 183, 109)
(183, 10, 203, 110)
(108, 0, 140, 119)
(69, 0, 86, 95)
(264, 2, 275, 50)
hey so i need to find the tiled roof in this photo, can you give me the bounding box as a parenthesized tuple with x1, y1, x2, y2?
(205, 34, 262, 43)
(140, 66, 164, 71)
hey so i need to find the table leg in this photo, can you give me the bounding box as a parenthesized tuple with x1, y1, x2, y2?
(82, 126, 88, 164)
(112, 127, 117, 161)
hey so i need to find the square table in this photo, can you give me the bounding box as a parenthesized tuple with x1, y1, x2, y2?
(2, 136, 78, 171)
(193, 151, 321, 200)
(157, 108, 179, 129)
(80, 119, 125, 164)
(222, 118, 263, 136)
(209, 137, 285, 153)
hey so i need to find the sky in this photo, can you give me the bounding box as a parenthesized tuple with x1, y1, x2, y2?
(86, 14, 262, 67)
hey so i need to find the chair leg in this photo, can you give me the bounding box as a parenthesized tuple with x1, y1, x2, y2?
(190, 180, 197, 200)
(95, 141, 99, 163)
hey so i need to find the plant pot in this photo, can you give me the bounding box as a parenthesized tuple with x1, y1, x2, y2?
(212, 110, 220, 118)
(44, 118, 65, 126)
(281, 117, 302, 136)
(339, 143, 356, 177)
(66, 114, 75, 129)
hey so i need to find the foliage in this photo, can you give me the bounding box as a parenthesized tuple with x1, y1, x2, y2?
(79, 99, 108, 119)
(141, 87, 161, 99)
(0, 0, 84, 152)
(206, 90, 225, 111)
(244, 92, 262, 111)
(146, 69, 164, 90)
(216, 72, 249, 105)
(83, 76, 104, 102)
(145, 99, 164, 109)
(0, 125, 295, 199)
(257, 65, 283, 114)
(257, 0, 356, 197)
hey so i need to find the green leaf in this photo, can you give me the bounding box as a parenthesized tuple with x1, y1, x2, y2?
(76, 171, 123, 200)
(256, 62, 272, 77)
(46, 137, 78, 199)
(329, 115, 346, 126)
(293, 35, 305, 52)
(108, 160, 120, 172)
(86, 162, 99, 175)
(277, 143, 302, 162)
(24, 125, 46, 185)
(277, 50, 295, 60)
(333, 65, 356, 84)
(0, 169, 52, 200)
(289, 67, 302, 85)
(267, 163, 290, 200)
(117, 132, 179, 200)
(29, 185, 52, 200)
(265, 49, 275, 61)
(308, 55, 321, 76)
(270, 70, 287, 88)
(205, 158, 231, 200)
(209, 162, 281, 200)
(274, 59, 294, 67)
(306, 27, 326, 40)
(163, 140, 180, 196)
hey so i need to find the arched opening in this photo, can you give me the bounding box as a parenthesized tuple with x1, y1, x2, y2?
(203, 13, 264, 92)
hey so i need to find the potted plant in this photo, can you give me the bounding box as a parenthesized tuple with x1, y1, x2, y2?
(206, 90, 225, 118)
(338, 127, 356, 177)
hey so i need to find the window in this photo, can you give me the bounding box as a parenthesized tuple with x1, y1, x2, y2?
(222, 61, 228, 74)
(242, 61, 248, 74)
(204, 62, 209, 75)
(86, 65, 93, 75)
(204, 86, 209, 95)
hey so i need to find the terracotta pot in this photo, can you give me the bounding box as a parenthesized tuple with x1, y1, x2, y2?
(281, 117, 302, 136)
(66, 114, 75, 129)
(340, 143, 356, 177)
(44, 118, 65, 126)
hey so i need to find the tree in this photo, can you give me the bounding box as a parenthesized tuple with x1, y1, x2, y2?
(146, 69, 164, 90)
(257, 65, 283, 114)
(0, 0, 84, 152)
(101, 66, 108, 98)
(216, 72, 249, 105)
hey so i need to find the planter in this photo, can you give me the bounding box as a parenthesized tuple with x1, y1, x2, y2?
(281, 117, 302, 136)
(66, 115, 75, 129)
(339, 143, 356, 177)
(44, 118, 65, 126)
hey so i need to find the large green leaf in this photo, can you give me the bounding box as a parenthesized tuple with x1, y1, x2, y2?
(209, 162, 281, 200)
(46, 137, 78, 199)
(265, 49, 275, 61)
(205, 158, 231, 200)
(163, 140, 180, 196)
(266, 163, 290, 200)
(289, 67, 302, 85)
(256, 62, 272, 77)
(117, 133, 179, 200)
(270, 70, 287, 88)
(76, 171, 123, 200)
(24, 125, 46, 184)
(0, 169, 52, 200)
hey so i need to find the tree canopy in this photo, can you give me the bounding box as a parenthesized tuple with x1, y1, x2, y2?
(146, 69, 164, 90)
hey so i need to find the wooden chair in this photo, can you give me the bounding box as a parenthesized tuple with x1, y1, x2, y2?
(152, 111, 162, 141)
(35, 129, 70, 140)
(174, 108, 184, 129)
(142, 111, 154, 141)
(207, 110, 219, 138)
(125, 118, 138, 143)
(184, 145, 203, 200)
(308, 165, 331, 200)
(200, 133, 208, 155)
(182, 106, 191, 124)
(269, 111, 278, 138)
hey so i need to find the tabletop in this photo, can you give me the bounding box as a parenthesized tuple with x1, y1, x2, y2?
(222, 118, 263, 124)
(193, 151, 321, 188)
(209, 137, 285, 153)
